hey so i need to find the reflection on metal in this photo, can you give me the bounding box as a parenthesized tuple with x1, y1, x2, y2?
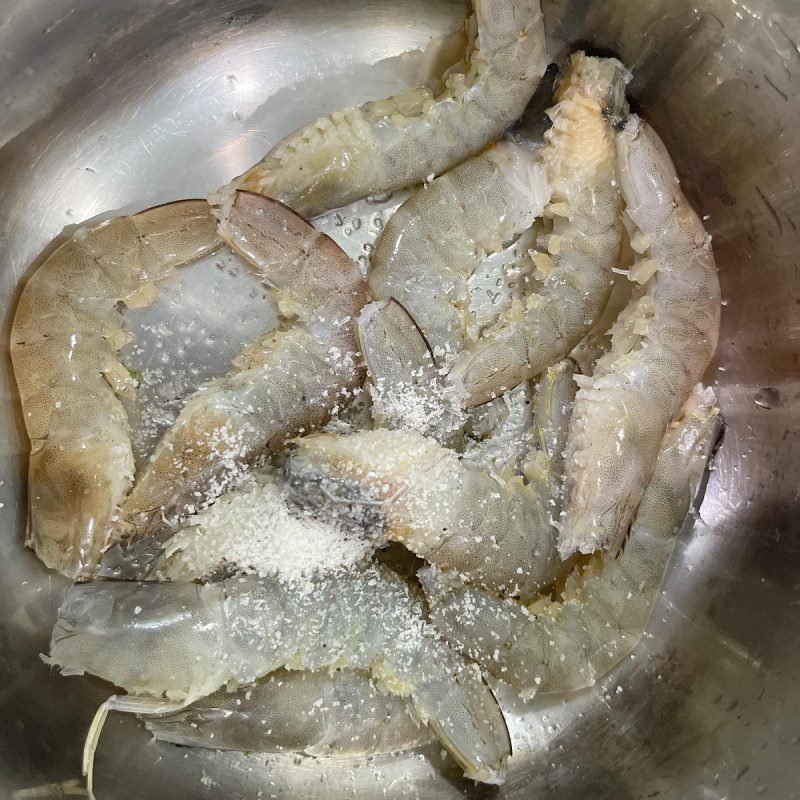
(0, 0, 798, 798)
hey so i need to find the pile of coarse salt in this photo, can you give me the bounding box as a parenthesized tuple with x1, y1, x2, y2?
(158, 476, 374, 582)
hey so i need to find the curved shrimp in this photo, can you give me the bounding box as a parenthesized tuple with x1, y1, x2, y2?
(117, 191, 368, 546)
(422, 386, 720, 698)
(447, 52, 629, 407)
(145, 668, 430, 757)
(558, 116, 721, 557)
(211, 0, 548, 219)
(10, 201, 222, 578)
(367, 140, 549, 363)
(49, 564, 511, 784)
(283, 360, 576, 602)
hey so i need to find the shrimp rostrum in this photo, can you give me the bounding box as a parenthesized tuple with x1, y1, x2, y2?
(284, 360, 577, 603)
(212, 0, 548, 218)
(49, 564, 511, 785)
(421, 386, 720, 698)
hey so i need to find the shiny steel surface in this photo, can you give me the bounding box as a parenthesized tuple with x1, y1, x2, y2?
(1, 0, 798, 797)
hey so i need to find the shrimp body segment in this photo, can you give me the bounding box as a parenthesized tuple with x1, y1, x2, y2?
(285, 362, 575, 602)
(10, 201, 222, 578)
(448, 53, 628, 407)
(212, 0, 547, 218)
(49, 565, 510, 784)
(119, 191, 368, 542)
(558, 117, 721, 557)
(146, 668, 430, 757)
(422, 386, 720, 697)
(368, 141, 549, 362)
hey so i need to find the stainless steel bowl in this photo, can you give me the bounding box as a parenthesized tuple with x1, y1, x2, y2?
(1, 1, 798, 797)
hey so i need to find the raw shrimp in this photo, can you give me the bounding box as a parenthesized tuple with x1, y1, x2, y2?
(283, 361, 576, 602)
(118, 191, 368, 545)
(463, 382, 535, 479)
(421, 386, 720, 698)
(367, 140, 549, 362)
(558, 116, 721, 557)
(448, 52, 628, 407)
(357, 299, 464, 443)
(10, 201, 222, 579)
(146, 668, 430, 756)
(49, 564, 511, 785)
(211, 0, 548, 219)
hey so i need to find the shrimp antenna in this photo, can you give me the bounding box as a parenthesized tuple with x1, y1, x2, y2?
(83, 695, 187, 799)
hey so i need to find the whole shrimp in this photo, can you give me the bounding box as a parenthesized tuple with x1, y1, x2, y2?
(284, 360, 576, 602)
(447, 52, 628, 407)
(558, 116, 721, 557)
(146, 668, 430, 757)
(12, 193, 367, 578)
(49, 564, 511, 786)
(367, 140, 549, 363)
(422, 386, 720, 698)
(212, 0, 548, 219)
(118, 192, 368, 549)
(10, 201, 221, 578)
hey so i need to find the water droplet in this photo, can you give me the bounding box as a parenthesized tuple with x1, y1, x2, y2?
(754, 387, 779, 410)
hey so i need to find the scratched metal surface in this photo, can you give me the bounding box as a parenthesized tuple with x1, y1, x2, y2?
(0, 0, 799, 798)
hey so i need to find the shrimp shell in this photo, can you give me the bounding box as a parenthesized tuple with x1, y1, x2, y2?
(146, 668, 429, 757)
(422, 385, 720, 698)
(284, 360, 576, 601)
(447, 52, 629, 407)
(10, 200, 221, 578)
(211, 0, 547, 218)
(117, 192, 368, 545)
(368, 140, 549, 362)
(558, 116, 721, 557)
(49, 564, 510, 783)
(357, 298, 464, 444)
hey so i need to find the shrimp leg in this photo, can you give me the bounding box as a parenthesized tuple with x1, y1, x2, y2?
(146, 668, 430, 757)
(558, 116, 721, 557)
(10, 201, 221, 578)
(49, 564, 510, 784)
(284, 360, 576, 602)
(118, 191, 368, 543)
(421, 386, 720, 697)
(211, 0, 548, 219)
(447, 52, 629, 407)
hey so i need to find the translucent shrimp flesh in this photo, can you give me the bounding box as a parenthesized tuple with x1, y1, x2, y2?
(283, 360, 577, 602)
(367, 140, 549, 363)
(118, 191, 368, 545)
(211, 0, 548, 219)
(49, 564, 511, 784)
(447, 52, 629, 407)
(558, 116, 721, 557)
(145, 668, 430, 757)
(10, 200, 221, 578)
(421, 386, 720, 698)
